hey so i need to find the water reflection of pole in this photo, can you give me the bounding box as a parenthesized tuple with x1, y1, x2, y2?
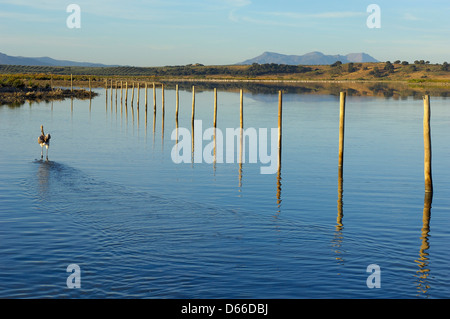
(145, 103, 148, 138)
(152, 106, 156, 148)
(415, 192, 432, 296)
(213, 127, 217, 173)
(137, 101, 140, 131)
(191, 119, 195, 166)
(105, 79, 108, 112)
(337, 167, 344, 229)
(131, 100, 134, 127)
(333, 166, 345, 265)
(175, 117, 179, 144)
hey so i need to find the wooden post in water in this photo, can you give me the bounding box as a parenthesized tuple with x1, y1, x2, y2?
(240, 89, 243, 129)
(176, 84, 179, 122)
(89, 77, 91, 96)
(120, 81, 123, 103)
(161, 84, 165, 145)
(110, 79, 113, 106)
(276, 90, 283, 209)
(71, 74, 73, 92)
(278, 90, 282, 168)
(125, 82, 128, 104)
(214, 88, 218, 128)
(131, 82, 135, 105)
(338, 92, 346, 169)
(153, 82, 156, 114)
(145, 83, 148, 110)
(162, 84, 165, 119)
(423, 95, 433, 194)
(137, 82, 140, 106)
(191, 86, 195, 125)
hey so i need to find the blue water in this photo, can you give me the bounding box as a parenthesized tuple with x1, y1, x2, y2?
(1, 86, 449, 298)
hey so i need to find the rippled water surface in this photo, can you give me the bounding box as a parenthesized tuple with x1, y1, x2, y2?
(1, 86, 449, 298)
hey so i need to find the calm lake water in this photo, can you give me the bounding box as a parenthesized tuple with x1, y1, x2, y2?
(1, 84, 449, 299)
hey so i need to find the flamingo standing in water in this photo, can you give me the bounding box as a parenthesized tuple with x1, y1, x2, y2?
(38, 125, 51, 160)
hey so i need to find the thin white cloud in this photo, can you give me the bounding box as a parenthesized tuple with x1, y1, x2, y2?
(228, 10, 365, 26)
(402, 13, 421, 21)
(224, 0, 251, 7)
(262, 11, 365, 19)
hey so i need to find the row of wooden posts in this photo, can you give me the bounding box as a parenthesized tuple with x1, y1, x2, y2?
(102, 79, 248, 130)
(99, 78, 433, 195)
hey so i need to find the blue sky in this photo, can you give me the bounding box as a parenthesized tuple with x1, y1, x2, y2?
(0, 0, 449, 66)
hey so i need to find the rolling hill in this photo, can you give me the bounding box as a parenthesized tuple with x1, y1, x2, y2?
(238, 51, 379, 65)
(0, 52, 117, 67)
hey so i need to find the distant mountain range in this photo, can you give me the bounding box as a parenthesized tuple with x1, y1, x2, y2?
(0, 52, 117, 67)
(0, 50, 379, 68)
(238, 51, 379, 65)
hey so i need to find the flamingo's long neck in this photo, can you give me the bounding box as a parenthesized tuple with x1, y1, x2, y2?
(41, 126, 45, 136)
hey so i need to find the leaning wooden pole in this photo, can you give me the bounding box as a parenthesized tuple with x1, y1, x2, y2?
(338, 92, 346, 169)
(70, 74, 73, 92)
(423, 95, 433, 194)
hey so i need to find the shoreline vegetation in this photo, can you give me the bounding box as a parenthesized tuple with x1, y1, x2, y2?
(1, 61, 449, 105)
(0, 76, 96, 105)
